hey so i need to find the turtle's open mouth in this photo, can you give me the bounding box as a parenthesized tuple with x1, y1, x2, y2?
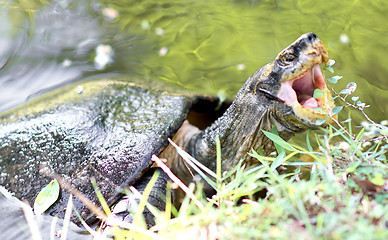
(278, 64, 326, 108)
(277, 64, 335, 124)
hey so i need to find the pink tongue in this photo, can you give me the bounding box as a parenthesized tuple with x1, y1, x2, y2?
(300, 97, 319, 108)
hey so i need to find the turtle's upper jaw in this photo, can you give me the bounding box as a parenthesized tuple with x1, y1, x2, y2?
(276, 33, 335, 125)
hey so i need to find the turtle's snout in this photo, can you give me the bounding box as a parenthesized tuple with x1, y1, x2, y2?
(299, 32, 319, 45)
(302, 33, 329, 64)
(306, 32, 318, 43)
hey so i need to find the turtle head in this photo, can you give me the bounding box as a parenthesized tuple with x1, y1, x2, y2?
(184, 33, 337, 168)
(252, 32, 335, 131)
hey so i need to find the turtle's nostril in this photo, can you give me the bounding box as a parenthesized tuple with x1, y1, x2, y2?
(308, 33, 318, 42)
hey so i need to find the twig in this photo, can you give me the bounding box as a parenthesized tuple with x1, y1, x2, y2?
(330, 86, 377, 126)
(357, 135, 388, 143)
(329, 86, 388, 142)
(151, 155, 205, 210)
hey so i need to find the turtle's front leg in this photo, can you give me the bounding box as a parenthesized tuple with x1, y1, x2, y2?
(103, 168, 172, 236)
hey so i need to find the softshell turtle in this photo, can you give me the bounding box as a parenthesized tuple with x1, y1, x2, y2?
(0, 33, 335, 228)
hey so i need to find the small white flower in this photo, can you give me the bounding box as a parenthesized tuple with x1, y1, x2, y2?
(327, 59, 336, 67)
(141, 20, 150, 30)
(94, 44, 114, 70)
(339, 33, 350, 44)
(159, 47, 168, 56)
(155, 28, 165, 36)
(361, 121, 370, 129)
(102, 8, 119, 21)
(77, 85, 83, 94)
(338, 142, 349, 151)
(362, 141, 372, 148)
(62, 59, 72, 67)
(236, 64, 246, 70)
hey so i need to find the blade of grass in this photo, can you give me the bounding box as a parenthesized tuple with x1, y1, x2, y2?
(168, 139, 218, 189)
(91, 178, 111, 216)
(61, 194, 73, 240)
(50, 216, 58, 240)
(21, 201, 42, 240)
(271, 151, 286, 171)
(168, 138, 218, 179)
(105, 219, 162, 239)
(152, 155, 205, 210)
(177, 182, 198, 218)
(131, 171, 160, 228)
(165, 182, 172, 221)
(216, 135, 222, 185)
(73, 209, 99, 238)
(306, 130, 313, 152)
(271, 126, 285, 154)
(262, 130, 296, 151)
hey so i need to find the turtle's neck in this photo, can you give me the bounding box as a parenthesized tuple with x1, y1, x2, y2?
(160, 77, 304, 191)
(188, 88, 292, 174)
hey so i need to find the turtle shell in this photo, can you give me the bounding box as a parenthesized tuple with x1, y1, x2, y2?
(0, 77, 220, 224)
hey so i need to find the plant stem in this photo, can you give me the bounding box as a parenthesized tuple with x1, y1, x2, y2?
(329, 86, 388, 142)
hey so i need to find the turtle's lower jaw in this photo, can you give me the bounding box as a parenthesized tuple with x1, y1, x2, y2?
(277, 64, 336, 125)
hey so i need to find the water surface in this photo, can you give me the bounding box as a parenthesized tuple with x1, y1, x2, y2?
(1, 0, 388, 124)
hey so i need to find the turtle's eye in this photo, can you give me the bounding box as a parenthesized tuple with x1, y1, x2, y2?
(278, 51, 297, 66)
(284, 53, 296, 62)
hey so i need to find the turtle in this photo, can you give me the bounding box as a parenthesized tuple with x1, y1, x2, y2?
(0, 33, 335, 229)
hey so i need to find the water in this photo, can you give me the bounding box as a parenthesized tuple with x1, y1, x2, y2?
(1, 0, 388, 124)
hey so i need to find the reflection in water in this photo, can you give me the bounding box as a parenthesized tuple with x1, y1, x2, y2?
(1, 0, 388, 123)
(0, 1, 111, 112)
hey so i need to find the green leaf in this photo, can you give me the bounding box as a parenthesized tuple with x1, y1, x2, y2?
(342, 118, 352, 123)
(315, 119, 326, 125)
(376, 154, 387, 161)
(371, 172, 385, 186)
(306, 130, 313, 152)
(262, 130, 295, 151)
(346, 162, 361, 174)
(340, 89, 351, 95)
(313, 89, 323, 98)
(324, 66, 334, 73)
(327, 76, 342, 84)
(271, 151, 286, 171)
(332, 106, 344, 115)
(34, 179, 60, 214)
(356, 101, 365, 107)
(351, 96, 359, 102)
(380, 128, 388, 135)
(271, 126, 284, 154)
